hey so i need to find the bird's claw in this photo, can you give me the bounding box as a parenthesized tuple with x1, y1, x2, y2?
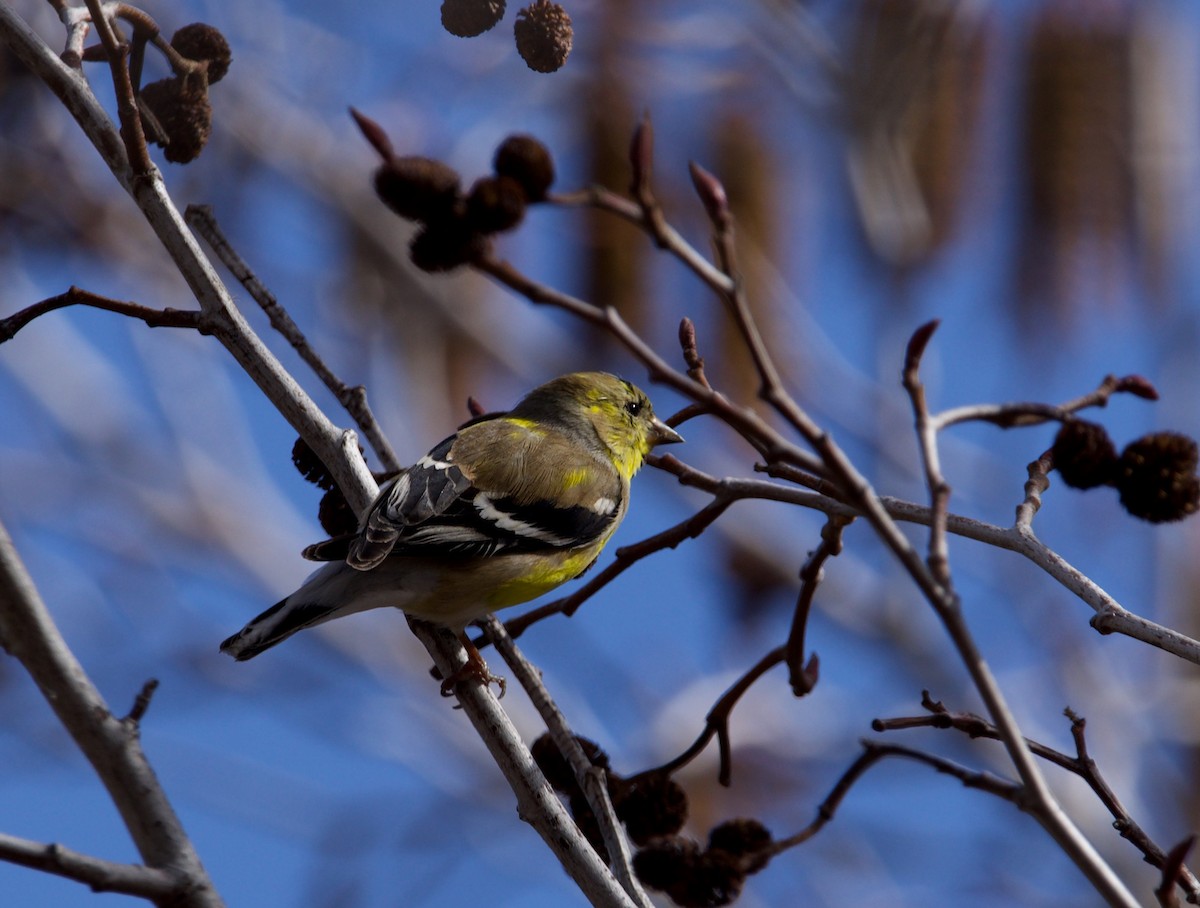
(439, 650, 506, 698)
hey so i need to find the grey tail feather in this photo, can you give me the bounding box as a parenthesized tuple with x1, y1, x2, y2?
(220, 596, 336, 661)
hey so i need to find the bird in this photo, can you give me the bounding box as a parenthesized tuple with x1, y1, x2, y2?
(220, 372, 682, 690)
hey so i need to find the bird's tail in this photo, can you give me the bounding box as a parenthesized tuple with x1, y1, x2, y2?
(220, 561, 376, 660)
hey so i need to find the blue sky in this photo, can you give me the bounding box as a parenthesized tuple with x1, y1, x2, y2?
(3, 1, 1200, 906)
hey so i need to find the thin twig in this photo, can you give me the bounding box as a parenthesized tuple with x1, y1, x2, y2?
(498, 491, 734, 640)
(123, 678, 159, 726)
(81, 0, 151, 174)
(786, 518, 845, 696)
(1157, 837, 1196, 908)
(54, 0, 91, 66)
(482, 617, 652, 908)
(932, 373, 1160, 432)
(0, 286, 205, 341)
(774, 739, 1024, 853)
(652, 645, 786, 787)
(185, 205, 401, 473)
(874, 696, 1200, 902)
(1016, 450, 1053, 529)
(902, 320, 952, 585)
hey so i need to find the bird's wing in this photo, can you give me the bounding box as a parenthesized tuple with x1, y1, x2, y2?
(345, 419, 624, 570)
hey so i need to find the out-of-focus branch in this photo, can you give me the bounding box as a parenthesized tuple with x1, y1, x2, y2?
(786, 517, 843, 696)
(652, 645, 786, 788)
(0, 517, 223, 907)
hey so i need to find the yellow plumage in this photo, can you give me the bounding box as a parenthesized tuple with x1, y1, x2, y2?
(220, 372, 681, 661)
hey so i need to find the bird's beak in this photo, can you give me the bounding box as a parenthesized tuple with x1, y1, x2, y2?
(649, 418, 684, 447)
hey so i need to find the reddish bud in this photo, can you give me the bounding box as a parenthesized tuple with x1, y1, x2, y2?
(688, 161, 729, 227)
(630, 113, 653, 195)
(349, 107, 396, 162)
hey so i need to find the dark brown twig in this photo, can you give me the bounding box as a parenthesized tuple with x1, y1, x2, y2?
(0, 286, 205, 341)
(774, 740, 1023, 853)
(82, 0, 151, 174)
(652, 644, 785, 787)
(1157, 837, 1196, 908)
(786, 517, 847, 696)
(122, 678, 159, 726)
(902, 320, 952, 585)
(499, 490, 735, 640)
(873, 695, 1200, 902)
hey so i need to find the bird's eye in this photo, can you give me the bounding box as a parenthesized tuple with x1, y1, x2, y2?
(624, 399, 643, 417)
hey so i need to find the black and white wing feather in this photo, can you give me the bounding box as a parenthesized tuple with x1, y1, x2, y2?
(345, 423, 624, 570)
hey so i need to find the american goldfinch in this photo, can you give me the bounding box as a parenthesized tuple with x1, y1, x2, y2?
(220, 372, 682, 665)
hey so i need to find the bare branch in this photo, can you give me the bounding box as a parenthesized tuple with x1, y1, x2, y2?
(786, 518, 845, 696)
(410, 619, 640, 908)
(874, 697, 1200, 902)
(1158, 837, 1196, 908)
(652, 645, 786, 787)
(0, 286, 205, 341)
(499, 490, 733, 639)
(774, 740, 1024, 853)
(0, 833, 179, 899)
(0, 518, 222, 906)
(123, 678, 159, 726)
(185, 204, 402, 473)
(482, 617, 652, 908)
(902, 319, 952, 585)
(81, 0, 152, 174)
(932, 373, 1161, 432)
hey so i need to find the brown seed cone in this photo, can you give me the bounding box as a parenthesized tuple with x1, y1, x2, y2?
(139, 73, 212, 164)
(1116, 432, 1200, 523)
(171, 23, 232, 83)
(1052, 419, 1118, 489)
(409, 215, 488, 272)
(373, 157, 462, 223)
(493, 134, 555, 200)
(613, 773, 688, 846)
(465, 175, 527, 234)
(514, 0, 573, 73)
(441, 0, 506, 37)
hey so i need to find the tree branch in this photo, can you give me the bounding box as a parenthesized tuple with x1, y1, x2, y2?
(0, 833, 178, 900)
(0, 517, 222, 906)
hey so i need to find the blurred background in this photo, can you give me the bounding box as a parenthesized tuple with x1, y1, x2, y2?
(3, 0, 1200, 905)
